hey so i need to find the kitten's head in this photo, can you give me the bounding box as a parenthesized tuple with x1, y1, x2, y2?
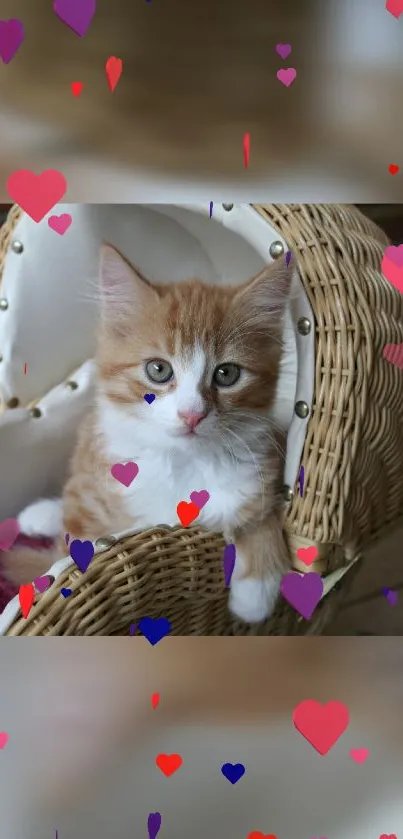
(96, 246, 292, 458)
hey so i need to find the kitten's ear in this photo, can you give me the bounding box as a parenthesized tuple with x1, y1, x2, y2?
(233, 257, 293, 325)
(99, 244, 159, 331)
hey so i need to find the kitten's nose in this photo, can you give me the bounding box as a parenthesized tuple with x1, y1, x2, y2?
(178, 410, 207, 431)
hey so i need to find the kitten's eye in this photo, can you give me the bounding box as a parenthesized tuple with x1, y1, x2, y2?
(145, 359, 173, 384)
(213, 363, 241, 387)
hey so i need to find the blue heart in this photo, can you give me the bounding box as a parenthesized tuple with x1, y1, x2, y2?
(144, 393, 156, 404)
(138, 616, 171, 645)
(61, 588, 72, 598)
(70, 539, 94, 573)
(221, 762, 246, 784)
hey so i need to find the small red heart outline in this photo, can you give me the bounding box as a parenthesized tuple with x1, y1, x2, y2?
(177, 500, 200, 527)
(155, 753, 183, 776)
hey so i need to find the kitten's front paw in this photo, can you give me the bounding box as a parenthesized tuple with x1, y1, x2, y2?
(229, 575, 280, 623)
(18, 498, 63, 539)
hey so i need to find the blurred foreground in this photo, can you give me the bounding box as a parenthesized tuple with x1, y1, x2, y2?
(0, 638, 402, 838)
(1, 0, 403, 200)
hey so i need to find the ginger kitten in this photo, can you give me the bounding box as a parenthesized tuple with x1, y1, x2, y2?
(2, 246, 292, 624)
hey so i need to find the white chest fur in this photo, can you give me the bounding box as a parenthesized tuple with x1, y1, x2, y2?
(111, 444, 262, 534)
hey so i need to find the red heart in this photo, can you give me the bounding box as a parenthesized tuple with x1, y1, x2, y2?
(155, 753, 183, 776)
(385, 0, 403, 18)
(247, 833, 278, 839)
(151, 692, 160, 709)
(6, 169, 67, 222)
(71, 81, 83, 96)
(19, 582, 35, 619)
(296, 546, 318, 566)
(177, 500, 200, 527)
(105, 56, 123, 92)
(379, 835, 397, 839)
(389, 164, 400, 175)
(293, 699, 350, 755)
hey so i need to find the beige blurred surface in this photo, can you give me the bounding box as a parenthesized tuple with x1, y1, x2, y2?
(1, 0, 403, 200)
(0, 638, 403, 838)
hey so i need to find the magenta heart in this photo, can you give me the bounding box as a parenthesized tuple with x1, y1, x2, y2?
(53, 0, 96, 37)
(0, 518, 20, 551)
(384, 244, 403, 268)
(0, 19, 24, 64)
(111, 461, 139, 487)
(48, 213, 72, 235)
(280, 571, 323, 619)
(277, 67, 297, 87)
(276, 42, 292, 59)
(190, 490, 210, 510)
(34, 575, 54, 593)
(69, 539, 94, 573)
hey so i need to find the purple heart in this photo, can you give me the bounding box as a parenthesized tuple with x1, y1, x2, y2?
(286, 250, 292, 267)
(280, 571, 323, 620)
(276, 42, 292, 59)
(0, 18, 24, 64)
(223, 544, 236, 587)
(144, 393, 156, 404)
(384, 244, 403, 268)
(147, 812, 162, 839)
(221, 762, 246, 784)
(34, 575, 54, 593)
(190, 489, 210, 509)
(69, 539, 94, 573)
(129, 623, 137, 635)
(53, 0, 96, 37)
(386, 590, 398, 606)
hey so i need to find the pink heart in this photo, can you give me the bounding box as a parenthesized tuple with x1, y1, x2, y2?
(190, 490, 210, 510)
(0, 518, 20, 551)
(277, 67, 297, 87)
(48, 213, 72, 235)
(349, 748, 370, 764)
(0, 732, 9, 749)
(296, 546, 318, 566)
(110, 461, 139, 487)
(34, 575, 54, 593)
(382, 245, 403, 295)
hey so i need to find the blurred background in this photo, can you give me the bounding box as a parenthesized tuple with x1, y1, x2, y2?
(1, 0, 403, 201)
(1, 638, 403, 838)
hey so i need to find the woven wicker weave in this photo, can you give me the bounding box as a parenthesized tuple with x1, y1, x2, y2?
(1, 203, 402, 635)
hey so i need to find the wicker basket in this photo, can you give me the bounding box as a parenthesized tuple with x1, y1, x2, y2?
(1, 203, 402, 635)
